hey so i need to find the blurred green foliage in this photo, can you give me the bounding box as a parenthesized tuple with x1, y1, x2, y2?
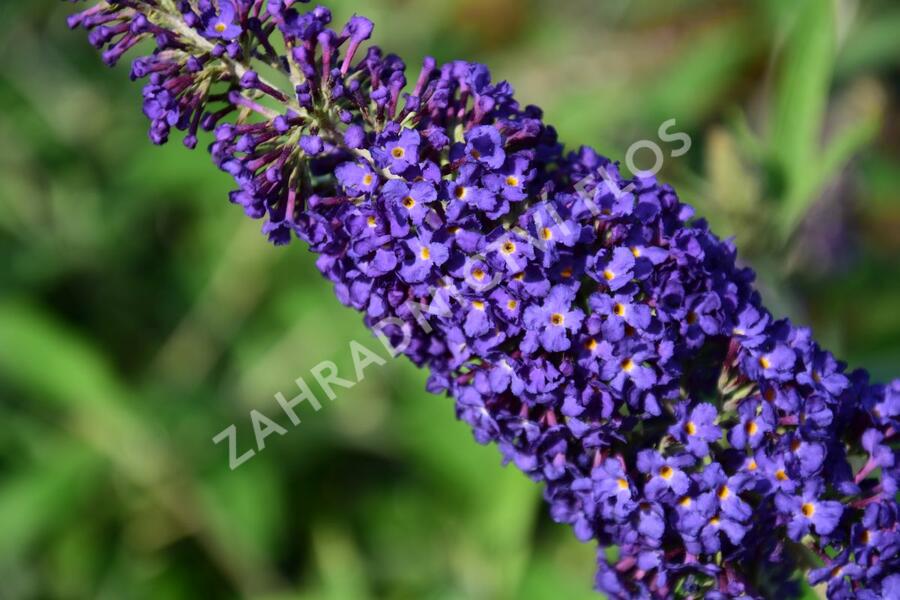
(0, 1, 898, 598)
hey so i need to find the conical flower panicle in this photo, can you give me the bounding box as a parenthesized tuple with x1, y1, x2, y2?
(68, 2, 900, 597)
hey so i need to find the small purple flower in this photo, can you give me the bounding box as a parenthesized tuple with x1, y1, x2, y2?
(732, 305, 770, 348)
(524, 204, 580, 257)
(483, 154, 532, 202)
(522, 285, 584, 352)
(202, 1, 242, 40)
(590, 246, 635, 291)
(597, 341, 657, 391)
(808, 552, 864, 597)
(335, 161, 379, 196)
(592, 458, 635, 520)
(748, 342, 796, 382)
(862, 428, 896, 471)
(376, 128, 421, 174)
(488, 287, 522, 327)
(637, 450, 692, 499)
(681, 292, 722, 347)
(670, 402, 720, 457)
(447, 172, 500, 214)
(699, 463, 752, 521)
(797, 346, 849, 396)
(588, 292, 652, 341)
(381, 179, 436, 231)
(728, 400, 775, 449)
(465, 125, 505, 169)
(399, 230, 449, 283)
(777, 483, 844, 540)
(634, 501, 666, 543)
(758, 451, 798, 494)
(358, 247, 398, 277)
(462, 297, 495, 338)
(681, 491, 747, 553)
(486, 232, 534, 274)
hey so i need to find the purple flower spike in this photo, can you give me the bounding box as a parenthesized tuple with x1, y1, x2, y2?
(66, 1, 900, 596)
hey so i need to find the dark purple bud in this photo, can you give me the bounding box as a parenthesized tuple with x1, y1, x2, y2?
(300, 135, 323, 155)
(344, 124, 365, 149)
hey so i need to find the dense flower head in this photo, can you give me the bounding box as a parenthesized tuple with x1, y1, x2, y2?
(68, 2, 899, 598)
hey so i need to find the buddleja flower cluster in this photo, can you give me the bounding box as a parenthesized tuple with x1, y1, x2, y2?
(69, 1, 899, 597)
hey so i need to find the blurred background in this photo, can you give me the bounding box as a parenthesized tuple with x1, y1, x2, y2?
(0, 0, 898, 598)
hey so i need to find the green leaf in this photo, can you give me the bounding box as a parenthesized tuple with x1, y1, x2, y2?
(769, 0, 836, 239)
